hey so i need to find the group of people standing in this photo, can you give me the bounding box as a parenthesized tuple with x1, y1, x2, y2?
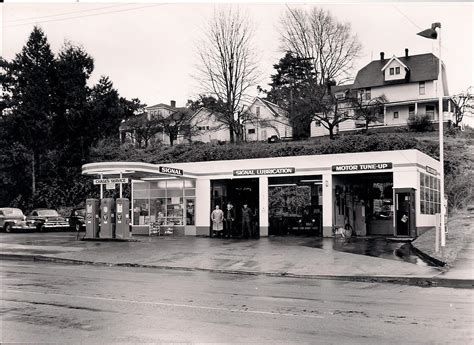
(211, 202, 257, 239)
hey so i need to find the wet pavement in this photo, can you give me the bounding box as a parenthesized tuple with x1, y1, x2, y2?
(0, 232, 445, 280)
(2, 260, 473, 344)
(301, 237, 436, 267)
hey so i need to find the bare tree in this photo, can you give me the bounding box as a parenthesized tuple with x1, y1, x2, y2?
(312, 90, 351, 140)
(196, 7, 259, 143)
(121, 114, 161, 148)
(351, 94, 388, 131)
(280, 7, 362, 85)
(451, 87, 473, 127)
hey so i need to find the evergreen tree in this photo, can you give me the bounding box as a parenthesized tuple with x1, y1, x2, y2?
(6, 26, 56, 198)
(260, 51, 316, 139)
(53, 42, 94, 165)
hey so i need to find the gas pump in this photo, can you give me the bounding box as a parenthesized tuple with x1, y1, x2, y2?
(115, 198, 131, 239)
(85, 199, 100, 238)
(100, 198, 115, 238)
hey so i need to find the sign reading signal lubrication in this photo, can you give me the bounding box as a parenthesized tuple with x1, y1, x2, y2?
(93, 178, 129, 185)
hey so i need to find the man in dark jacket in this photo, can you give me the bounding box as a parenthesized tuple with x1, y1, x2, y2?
(224, 202, 235, 238)
(241, 203, 252, 239)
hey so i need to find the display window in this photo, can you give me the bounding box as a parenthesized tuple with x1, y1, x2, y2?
(132, 179, 196, 227)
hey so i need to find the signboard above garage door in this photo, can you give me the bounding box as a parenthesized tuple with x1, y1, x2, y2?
(332, 163, 392, 172)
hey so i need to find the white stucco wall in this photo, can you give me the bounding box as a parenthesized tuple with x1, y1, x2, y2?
(371, 81, 436, 102)
(190, 109, 230, 143)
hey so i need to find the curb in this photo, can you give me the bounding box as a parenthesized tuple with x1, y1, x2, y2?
(411, 244, 448, 267)
(1, 253, 472, 289)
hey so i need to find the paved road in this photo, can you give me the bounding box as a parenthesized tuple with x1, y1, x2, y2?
(1, 260, 472, 344)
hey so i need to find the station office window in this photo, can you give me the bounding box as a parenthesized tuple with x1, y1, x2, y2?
(420, 172, 440, 215)
(132, 179, 196, 226)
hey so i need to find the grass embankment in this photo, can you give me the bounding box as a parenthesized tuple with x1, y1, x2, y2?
(412, 210, 474, 266)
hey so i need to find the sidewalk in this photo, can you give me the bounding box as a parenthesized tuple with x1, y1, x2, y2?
(0, 231, 459, 284)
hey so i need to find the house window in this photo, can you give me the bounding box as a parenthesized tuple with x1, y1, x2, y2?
(256, 106, 260, 117)
(315, 120, 321, 127)
(419, 82, 425, 95)
(393, 111, 399, 119)
(248, 128, 255, 134)
(335, 92, 344, 99)
(365, 88, 371, 100)
(395, 67, 400, 74)
(389, 68, 394, 75)
(408, 105, 415, 117)
(426, 105, 435, 119)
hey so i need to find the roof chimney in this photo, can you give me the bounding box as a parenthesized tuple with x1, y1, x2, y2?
(405, 48, 409, 58)
(170, 100, 176, 108)
(380, 52, 385, 61)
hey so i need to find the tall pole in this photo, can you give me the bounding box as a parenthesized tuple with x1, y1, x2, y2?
(438, 27, 446, 247)
(119, 172, 123, 198)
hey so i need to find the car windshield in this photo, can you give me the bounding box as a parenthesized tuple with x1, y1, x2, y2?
(2, 208, 23, 216)
(76, 209, 86, 217)
(37, 210, 59, 217)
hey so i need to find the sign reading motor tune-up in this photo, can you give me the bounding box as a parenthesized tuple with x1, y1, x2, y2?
(233, 167, 295, 176)
(159, 166, 184, 176)
(332, 162, 392, 172)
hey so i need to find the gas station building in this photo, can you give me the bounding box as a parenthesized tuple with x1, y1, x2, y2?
(82, 149, 441, 238)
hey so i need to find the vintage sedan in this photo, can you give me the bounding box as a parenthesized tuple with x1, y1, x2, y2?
(0, 208, 37, 232)
(68, 208, 86, 232)
(28, 209, 70, 232)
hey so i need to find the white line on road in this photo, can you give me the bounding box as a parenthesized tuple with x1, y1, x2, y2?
(3, 289, 324, 319)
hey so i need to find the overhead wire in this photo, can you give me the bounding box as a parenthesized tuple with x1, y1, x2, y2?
(3, 3, 168, 28)
(4, 4, 132, 23)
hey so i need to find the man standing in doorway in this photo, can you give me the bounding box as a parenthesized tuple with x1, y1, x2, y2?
(241, 203, 252, 239)
(224, 202, 235, 238)
(211, 205, 224, 238)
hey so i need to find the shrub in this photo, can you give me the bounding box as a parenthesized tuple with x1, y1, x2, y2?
(407, 114, 434, 132)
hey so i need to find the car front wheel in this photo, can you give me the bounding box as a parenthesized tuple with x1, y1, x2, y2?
(4, 223, 12, 233)
(37, 224, 44, 232)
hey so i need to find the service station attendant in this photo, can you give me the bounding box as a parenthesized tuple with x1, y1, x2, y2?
(82, 149, 442, 239)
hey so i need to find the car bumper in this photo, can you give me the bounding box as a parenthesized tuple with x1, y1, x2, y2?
(42, 224, 71, 229)
(11, 224, 37, 230)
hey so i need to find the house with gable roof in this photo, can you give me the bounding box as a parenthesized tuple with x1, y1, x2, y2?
(311, 49, 456, 137)
(243, 97, 293, 141)
(120, 100, 232, 146)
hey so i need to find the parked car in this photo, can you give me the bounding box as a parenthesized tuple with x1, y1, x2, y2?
(27, 208, 70, 232)
(68, 208, 86, 232)
(0, 208, 36, 232)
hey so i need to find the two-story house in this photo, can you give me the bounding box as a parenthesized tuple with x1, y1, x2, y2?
(120, 101, 231, 146)
(243, 97, 293, 141)
(311, 49, 455, 137)
(188, 107, 230, 143)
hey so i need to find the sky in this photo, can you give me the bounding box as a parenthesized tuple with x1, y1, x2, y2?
(1, 1, 473, 111)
